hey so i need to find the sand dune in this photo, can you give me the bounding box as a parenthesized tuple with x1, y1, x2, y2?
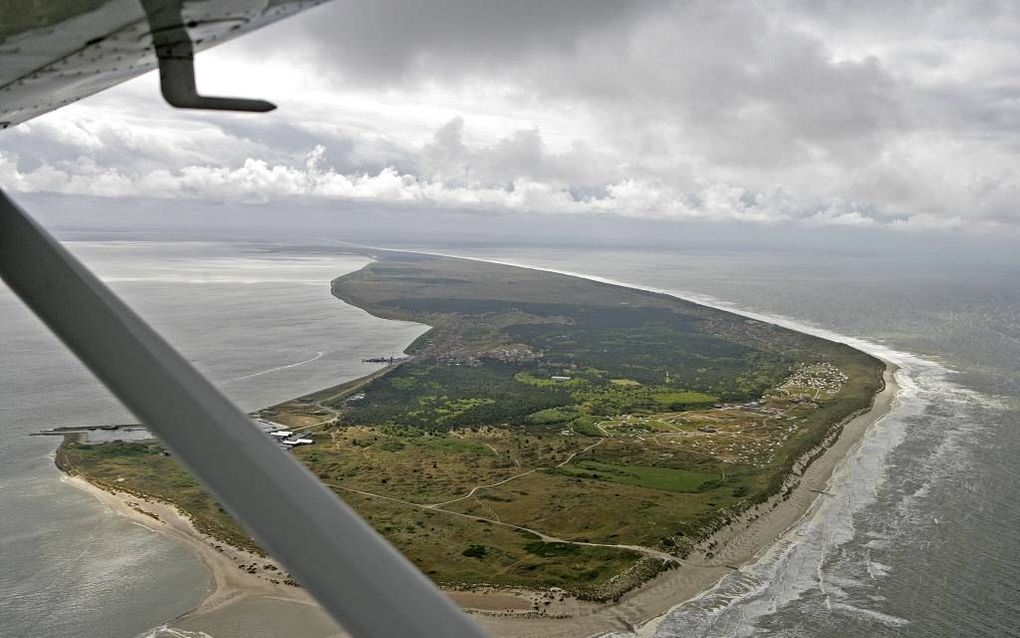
(66, 362, 896, 638)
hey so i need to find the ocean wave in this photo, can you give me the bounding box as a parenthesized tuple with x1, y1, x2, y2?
(417, 251, 999, 638)
(828, 603, 911, 627)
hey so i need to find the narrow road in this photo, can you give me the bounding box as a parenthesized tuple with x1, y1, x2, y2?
(291, 361, 411, 432)
(316, 435, 733, 567)
(430, 437, 604, 507)
(317, 418, 728, 567)
(327, 482, 681, 563)
(429, 469, 538, 508)
(556, 438, 604, 467)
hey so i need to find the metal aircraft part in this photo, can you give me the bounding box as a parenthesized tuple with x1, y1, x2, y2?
(141, 0, 275, 111)
(0, 191, 488, 638)
(0, 0, 322, 126)
(1, 2, 487, 635)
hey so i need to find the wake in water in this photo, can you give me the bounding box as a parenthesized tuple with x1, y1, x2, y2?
(224, 351, 327, 383)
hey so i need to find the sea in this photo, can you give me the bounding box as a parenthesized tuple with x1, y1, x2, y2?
(0, 242, 426, 638)
(1, 240, 1017, 637)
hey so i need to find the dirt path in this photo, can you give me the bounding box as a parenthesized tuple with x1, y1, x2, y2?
(429, 469, 539, 508)
(65, 363, 898, 638)
(556, 438, 604, 467)
(330, 482, 676, 562)
(430, 437, 604, 508)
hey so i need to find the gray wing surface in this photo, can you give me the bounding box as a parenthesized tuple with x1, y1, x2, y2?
(1, 0, 322, 126)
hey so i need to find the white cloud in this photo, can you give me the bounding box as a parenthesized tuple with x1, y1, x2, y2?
(0, 139, 913, 230)
(2, 1, 1020, 236)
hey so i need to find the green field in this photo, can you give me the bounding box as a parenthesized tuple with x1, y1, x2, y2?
(59, 251, 885, 600)
(556, 460, 719, 493)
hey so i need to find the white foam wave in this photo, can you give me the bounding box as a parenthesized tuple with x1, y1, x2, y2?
(867, 559, 892, 579)
(395, 249, 987, 638)
(830, 602, 911, 627)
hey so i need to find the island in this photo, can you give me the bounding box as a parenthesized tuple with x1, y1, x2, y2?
(54, 251, 892, 635)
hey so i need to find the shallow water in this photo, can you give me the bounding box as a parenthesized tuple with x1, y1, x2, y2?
(161, 598, 341, 638)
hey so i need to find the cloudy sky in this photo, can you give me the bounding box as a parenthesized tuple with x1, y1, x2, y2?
(3, 0, 1020, 237)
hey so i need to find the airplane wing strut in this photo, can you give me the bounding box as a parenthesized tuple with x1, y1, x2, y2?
(141, 0, 276, 111)
(0, 190, 487, 638)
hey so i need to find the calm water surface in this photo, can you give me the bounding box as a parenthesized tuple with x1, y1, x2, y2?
(0, 242, 426, 638)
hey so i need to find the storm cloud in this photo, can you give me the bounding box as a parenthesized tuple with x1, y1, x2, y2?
(2, 0, 1019, 235)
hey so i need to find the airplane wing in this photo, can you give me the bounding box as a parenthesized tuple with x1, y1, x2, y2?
(0, 3, 488, 637)
(1, 0, 321, 126)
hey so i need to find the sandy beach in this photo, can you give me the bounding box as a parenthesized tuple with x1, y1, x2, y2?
(64, 475, 340, 634)
(64, 360, 897, 638)
(478, 362, 898, 638)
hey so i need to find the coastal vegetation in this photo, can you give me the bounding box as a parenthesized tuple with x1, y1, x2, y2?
(58, 252, 885, 601)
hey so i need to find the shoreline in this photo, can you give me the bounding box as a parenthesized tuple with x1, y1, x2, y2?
(62, 361, 897, 638)
(476, 361, 898, 638)
(56, 252, 901, 637)
(62, 475, 321, 618)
